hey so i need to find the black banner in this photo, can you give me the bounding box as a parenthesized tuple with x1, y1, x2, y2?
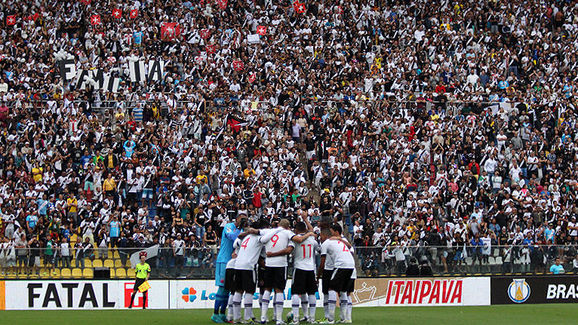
(491, 276, 578, 304)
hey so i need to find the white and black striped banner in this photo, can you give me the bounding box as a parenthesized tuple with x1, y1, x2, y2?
(58, 59, 77, 81)
(129, 60, 146, 83)
(74, 69, 120, 93)
(56, 55, 164, 92)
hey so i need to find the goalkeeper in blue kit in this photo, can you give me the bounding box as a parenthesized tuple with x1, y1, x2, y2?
(211, 214, 247, 323)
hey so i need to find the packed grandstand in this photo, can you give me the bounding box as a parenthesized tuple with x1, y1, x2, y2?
(0, 0, 578, 281)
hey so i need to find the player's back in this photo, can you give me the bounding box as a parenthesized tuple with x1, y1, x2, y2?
(292, 235, 318, 271)
(264, 228, 294, 267)
(235, 233, 264, 270)
(328, 239, 355, 269)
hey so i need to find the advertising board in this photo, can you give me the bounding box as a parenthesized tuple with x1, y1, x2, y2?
(491, 276, 578, 304)
(0, 277, 491, 309)
(2, 280, 168, 310)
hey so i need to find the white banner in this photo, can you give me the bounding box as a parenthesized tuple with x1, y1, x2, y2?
(3, 280, 168, 310)
(352, 277, 490, 307)
(0, 277, 490, 310)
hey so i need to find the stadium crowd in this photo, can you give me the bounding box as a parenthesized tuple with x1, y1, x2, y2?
(1, 0, 578, 276)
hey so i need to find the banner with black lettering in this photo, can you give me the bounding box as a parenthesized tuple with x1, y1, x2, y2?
(74, 70, 120, 93)
(57, 55, 163, 90)
(129, 60, 146, 83)
(3, 280, 168, 310)
(58, 59, 77, 81)
(147, 60, 164, 82)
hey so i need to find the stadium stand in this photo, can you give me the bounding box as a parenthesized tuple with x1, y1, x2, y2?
(0, 0, 577, 279)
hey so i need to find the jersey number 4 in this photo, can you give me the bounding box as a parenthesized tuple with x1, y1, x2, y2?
(241, 237, 250, 249)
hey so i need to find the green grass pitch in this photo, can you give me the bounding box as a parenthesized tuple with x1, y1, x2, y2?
(0, 304, 575, 325)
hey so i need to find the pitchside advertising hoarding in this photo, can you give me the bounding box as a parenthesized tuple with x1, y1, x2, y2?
(491, 276, 578, 304)
(0, 280, 169, 310)
(0, 277, 490, 310)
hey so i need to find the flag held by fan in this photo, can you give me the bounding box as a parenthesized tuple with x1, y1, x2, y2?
(90, 14, 101, 25)
(112, 9, 122, 19)
(200, 29, 211, 40)
(6, 15, 17, 26)
(217, 0, 228, 10)
(293, 1, 306, 14)
(161, 22, 181, 41)
(206, 44, 216, 55)
(256, 26, 267, 36)
(232, 60, 244, 72)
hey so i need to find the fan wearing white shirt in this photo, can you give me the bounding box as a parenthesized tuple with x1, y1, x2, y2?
(232, 221, 282, 324)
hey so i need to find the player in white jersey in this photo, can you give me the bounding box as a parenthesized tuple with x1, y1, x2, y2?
(225, 248, 238, 322)
(318, 226, 355, 324)
(319, 232, 334, 322)
(288, 220, 319, 324)
(232, 221, 282, 323)
(260, 219, 295, 324)
(330, 223, 354, 323)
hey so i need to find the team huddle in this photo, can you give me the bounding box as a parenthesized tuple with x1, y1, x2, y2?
(212, 214, 355, 324)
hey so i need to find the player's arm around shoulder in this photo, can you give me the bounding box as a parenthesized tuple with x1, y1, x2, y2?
(292, 231, 317, 243)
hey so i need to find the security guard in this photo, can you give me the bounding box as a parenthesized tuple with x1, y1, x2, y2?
(128, 251, 151, 309)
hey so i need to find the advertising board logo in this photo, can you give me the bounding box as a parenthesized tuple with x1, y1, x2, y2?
(124, 282, 148, 308)
(507, 279, 531, 303)
(181, 287, 197, 303)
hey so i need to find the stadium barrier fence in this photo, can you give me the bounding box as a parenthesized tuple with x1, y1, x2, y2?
(0, 245, 575, 280)
(354, 244, 577, 277)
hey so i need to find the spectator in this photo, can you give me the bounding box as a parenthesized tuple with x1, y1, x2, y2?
(392, 242, 406, 275)
(44, 235, 55, 272)
(419, 261, 434, 277)
(109, 216, 121, 248)
(406, 257, 420, 277)
(549, 258, 565, 275)
(173, 233, 186, 276)
(470, 234, 485, 268)
(203, 225, 218, 255)
(59, 237, 71, 269)
(530, 245, 545, 274)
(14, 233, 27, 274)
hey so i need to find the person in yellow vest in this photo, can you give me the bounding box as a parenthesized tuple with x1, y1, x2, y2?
(103, 174, 117, 198)
(195, 171, 208, 185)
(66, 194, 78, 222)
(32, 163, 43, 183)
(129, 251, 151, 309)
